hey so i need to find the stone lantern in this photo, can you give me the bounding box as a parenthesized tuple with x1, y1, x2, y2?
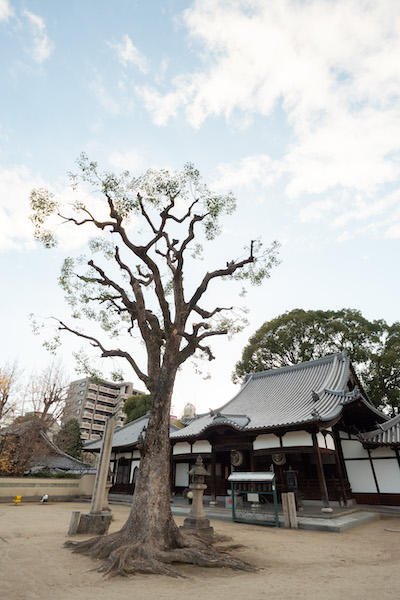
(180, 455, 214, 537)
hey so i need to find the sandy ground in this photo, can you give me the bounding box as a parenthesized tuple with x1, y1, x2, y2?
(1, 502, 399, 600)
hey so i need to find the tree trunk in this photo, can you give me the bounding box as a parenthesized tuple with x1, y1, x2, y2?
(120, 363, 181, 546)
(65, 360, 255, 577)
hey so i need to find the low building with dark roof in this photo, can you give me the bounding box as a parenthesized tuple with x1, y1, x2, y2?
(84, 414, 180, 494)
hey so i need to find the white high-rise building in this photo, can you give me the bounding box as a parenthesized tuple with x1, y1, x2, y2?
(62, 378, 145, 440)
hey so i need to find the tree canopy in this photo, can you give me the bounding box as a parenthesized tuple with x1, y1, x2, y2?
(30, 155, 278, 577)
(54, 419, 83, 459)
(233, 308, 399, 415)
(124, 394, 152, 424)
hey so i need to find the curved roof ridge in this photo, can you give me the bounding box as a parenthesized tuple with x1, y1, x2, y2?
(314, 354, 339, 395)
(246, 351, 347, 382)
(334, 351, 351, 392)
(360, 412, 400, 446)
(116, 413, 148, 430)
(377, 411, 400, 431)
(40, 431, 90, 467)
(210, 374, 254, 414)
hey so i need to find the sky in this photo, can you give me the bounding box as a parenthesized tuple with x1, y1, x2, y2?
(1, 0, 400, 417)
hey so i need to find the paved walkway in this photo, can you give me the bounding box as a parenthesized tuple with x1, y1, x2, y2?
(108, 494, 400, 533)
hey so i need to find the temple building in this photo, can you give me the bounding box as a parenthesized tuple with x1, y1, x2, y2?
(85, 352, 400, 506)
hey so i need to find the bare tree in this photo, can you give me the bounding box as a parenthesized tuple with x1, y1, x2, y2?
(30, 156, 279, 577)
(0, 361, 20, 425)
(24, 361, 68, 429)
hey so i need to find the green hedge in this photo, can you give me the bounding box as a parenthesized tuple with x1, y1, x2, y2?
(26, 470, 80, 479)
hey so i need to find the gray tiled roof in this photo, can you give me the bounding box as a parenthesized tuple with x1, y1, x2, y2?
(84, 414, 180, 451)
(360, 413, 400, 446)
(34, 432, 92, 472)
(171, 352, 384, 440)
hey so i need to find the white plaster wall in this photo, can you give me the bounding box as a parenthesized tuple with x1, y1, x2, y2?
(282, 431, 313, 447)
(175, 462, 189, 487)
(192, 440, 212, 453)
(115, 452, 133, 460)
(130, 460, 140, 483)
(316, 432, 326, 448)
(173, 442, 192, 455)
(132, 450, 140, 459)
(341, 439, 369, 459)
(373, 459, 400, 493)
(253, 434, 280, 450)
(325, 434, 336, 451)
(370, 447, 397, 459)
(345, 461, 377, 493)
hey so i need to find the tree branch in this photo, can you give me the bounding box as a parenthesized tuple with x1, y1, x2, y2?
(188, 241, 255, 314)
(193, 305, 233, 319)
(176, 326, 228, 365)
(55, 319, 149, 386)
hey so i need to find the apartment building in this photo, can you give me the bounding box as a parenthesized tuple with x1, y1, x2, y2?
(62, 378, 145, 440)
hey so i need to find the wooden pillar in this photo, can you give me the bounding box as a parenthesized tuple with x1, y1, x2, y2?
(211, 450, 217, 502)
(312, 432, 330, 508)
(332, 428, 350, 505)
(169, 446, 174, 494)
(330, 431, 348, 506)
(250, 447, 255, 472)
(394, 447, 400, 470)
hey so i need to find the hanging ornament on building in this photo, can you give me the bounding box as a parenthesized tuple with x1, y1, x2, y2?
(272, 452, 286, 466)
(230, 449, 244, 467)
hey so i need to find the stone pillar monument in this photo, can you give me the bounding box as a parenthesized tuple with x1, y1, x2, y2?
(180, 455, 214, 537)
(90, 415, 115, 515)
(68, 415, 115, 536)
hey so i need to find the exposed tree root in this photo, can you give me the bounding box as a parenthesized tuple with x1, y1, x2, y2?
(64, 529, 256, 578)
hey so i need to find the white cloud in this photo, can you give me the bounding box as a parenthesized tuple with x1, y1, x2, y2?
(0, 166, 39, 251)
(137, 0, 400, 217)
(212, 155, 281, 191)
(23, 10, 53, 63)
(0, 0, 13, 21)
(108, 149, 145, 173)
(137, 83, 191, 126)
(299, 199, 336, 224)
(108, 34, 149, 73)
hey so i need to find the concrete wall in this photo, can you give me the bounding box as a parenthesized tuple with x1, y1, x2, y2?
(0, 473, 95, 502)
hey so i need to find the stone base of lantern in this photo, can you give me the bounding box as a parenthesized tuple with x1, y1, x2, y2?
(180, 516, 214, 537)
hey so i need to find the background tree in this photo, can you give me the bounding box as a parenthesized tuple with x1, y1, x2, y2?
(0, 362, 20, 425)
(0, 419, 45, 476)
(233, 307, 399, 414)
(124, 394, 152, 424)
(364, 322, 400, 416)
(23, 361, 68, 429)
(30, 155, 279, 577)
(54, 419, 83, 459)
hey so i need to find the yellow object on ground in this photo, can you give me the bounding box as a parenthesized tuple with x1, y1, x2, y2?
(13, 495, 22, 505)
